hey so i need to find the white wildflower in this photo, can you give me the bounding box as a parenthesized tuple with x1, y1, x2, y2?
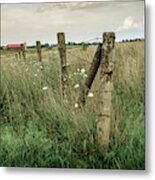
(63, 77, 67, 82)
(25, 68, 28, 72)
(88, 92, 94, 97)
(42, 86, 48, 91)
(81, 68, 86, 74)
(74, 103, 79, 108)
(73, 72, 78, 75)
(68, 74, 72, 79)
(83, 74, 88, 78)
(34, 74, 37, 77)
(74, 84, 80, 89)
(95, 119, 98, 122)
(40, 65, 43, 70)
(77, 68, 80, 72)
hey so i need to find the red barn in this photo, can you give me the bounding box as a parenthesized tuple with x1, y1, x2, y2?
(5, 42, 27, 50)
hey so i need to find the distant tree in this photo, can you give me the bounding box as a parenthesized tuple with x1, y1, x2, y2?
(82, 42, 89, 51)
(47, 45, 53, 50)
(44, 43, 49, 48)
(27, 45, 35, 49)
(41, 43, 53, 50)
(68, 42, 71, 46)
(68, 42, 77, 46)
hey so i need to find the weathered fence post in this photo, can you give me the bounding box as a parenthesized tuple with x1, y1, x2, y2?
(36, 41, 42, 62)
(15, 53, 18, 60)
(97, 32, 115, 151)
(57, 32, 68, 101)
(18, 51, 21, 59)
(78, 43, 102, 106)
(21, 43, 26, 60)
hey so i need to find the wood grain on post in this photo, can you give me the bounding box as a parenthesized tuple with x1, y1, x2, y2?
(79, 43, 102, 106)
(36, 41, 42, 62)
(21, 43, 26, 60)
(57, 32, 68, 101)
(97, 32, 115, 151)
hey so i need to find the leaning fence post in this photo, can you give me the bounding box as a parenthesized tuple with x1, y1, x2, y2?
(57, 32, 68, 101)
(36, 41, 42, 62)
(97, 32, 115, 151)
(78, 43, 102, 106)
(21, 43, 26, 60)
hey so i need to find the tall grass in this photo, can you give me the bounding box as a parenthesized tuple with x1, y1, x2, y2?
(0, 42, 144, 169)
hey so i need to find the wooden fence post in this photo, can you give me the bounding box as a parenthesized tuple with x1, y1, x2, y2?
(78, 43, 102, 106)
(21, 43, 26, 60)
(97, 32, 115, 151)
(15, 53, 18, 60)
(18, 51, 21, 59)
(36, 41, 42, 62)
(57, 32, 68, 101)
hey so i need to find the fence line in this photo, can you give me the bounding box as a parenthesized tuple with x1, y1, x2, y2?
(4, 32, 116, 152)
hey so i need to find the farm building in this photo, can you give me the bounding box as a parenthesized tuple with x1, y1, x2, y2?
(5, 42, 27, 50)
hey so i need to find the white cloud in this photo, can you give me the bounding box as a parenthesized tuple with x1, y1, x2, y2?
(117, 16, 143, 31)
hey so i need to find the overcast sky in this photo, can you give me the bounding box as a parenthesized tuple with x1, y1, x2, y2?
(1, 0, 144, 45)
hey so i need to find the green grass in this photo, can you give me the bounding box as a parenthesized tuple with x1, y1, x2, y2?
(0, 42, 145, 169)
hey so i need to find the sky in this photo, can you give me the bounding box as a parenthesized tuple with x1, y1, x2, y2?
(1, 0, 145, 46)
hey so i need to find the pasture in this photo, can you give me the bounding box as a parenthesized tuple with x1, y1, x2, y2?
(0, 41, 145, 169)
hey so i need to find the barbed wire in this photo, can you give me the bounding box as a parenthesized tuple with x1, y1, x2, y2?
(67, 37, 102, 44)
(85, 37, 102, 43)
(67, 51, 88, 62)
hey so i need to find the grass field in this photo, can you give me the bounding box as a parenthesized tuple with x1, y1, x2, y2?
(0, 41, 145, 169)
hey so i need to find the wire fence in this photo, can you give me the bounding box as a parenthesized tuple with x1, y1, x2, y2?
(67, 51, 87, 62)
(1, 36, 102, 63)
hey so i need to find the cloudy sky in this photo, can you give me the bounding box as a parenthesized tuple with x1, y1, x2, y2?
(1, 0, 144, 45)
